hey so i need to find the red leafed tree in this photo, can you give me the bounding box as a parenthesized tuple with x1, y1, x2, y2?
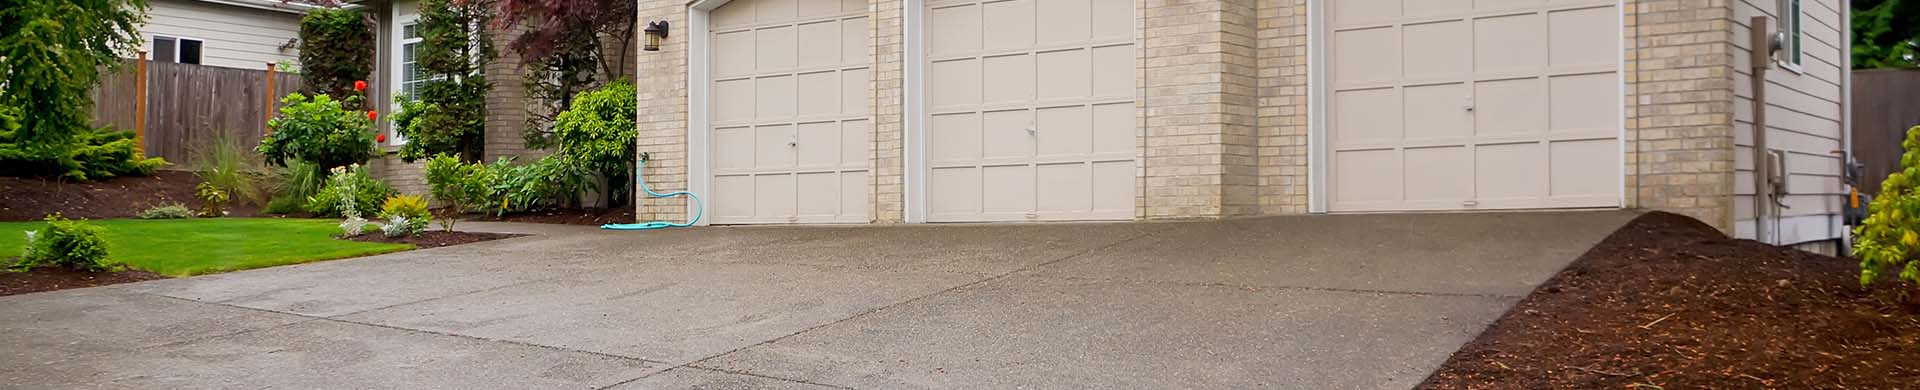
(496, 0, 638, 149)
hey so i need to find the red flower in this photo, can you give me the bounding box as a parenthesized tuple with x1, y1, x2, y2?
(377, 134, 388, 143)
(367, 110, 378, 121)
(354, 80, 367, 92)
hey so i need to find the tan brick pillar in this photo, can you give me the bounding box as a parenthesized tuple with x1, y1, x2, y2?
(1624, 0, 1739, 231)
(1140, 0, 1262, 219)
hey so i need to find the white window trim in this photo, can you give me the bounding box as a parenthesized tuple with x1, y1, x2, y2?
(151, 35, 205, 65)
(1776, 0, 1806, 74)
(389, 8, 419, 145)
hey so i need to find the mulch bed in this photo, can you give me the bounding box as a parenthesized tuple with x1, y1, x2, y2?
(1421, 211, 1920, 389)
(0, 171, 261, 221)
(345, 231, 524, 247)
(0, 266, 166, 297)
(481, 207, 633, 226)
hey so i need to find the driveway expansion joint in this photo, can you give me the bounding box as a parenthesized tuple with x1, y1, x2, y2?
(1010, 274, 1526, 299)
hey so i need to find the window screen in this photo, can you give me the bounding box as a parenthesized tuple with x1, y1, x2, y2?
(153, 37, 177, 63)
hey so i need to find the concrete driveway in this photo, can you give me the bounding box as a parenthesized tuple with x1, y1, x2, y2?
(0, 211, 1635, 389)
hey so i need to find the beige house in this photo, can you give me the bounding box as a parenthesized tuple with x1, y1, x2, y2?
(629, 0, 1853, 250)
(137, 0, 312, 69)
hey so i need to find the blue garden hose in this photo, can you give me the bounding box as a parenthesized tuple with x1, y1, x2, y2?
(601, 155, 703, 230)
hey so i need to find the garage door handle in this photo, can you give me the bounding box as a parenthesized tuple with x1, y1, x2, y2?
(1025, 127, 1037, 136)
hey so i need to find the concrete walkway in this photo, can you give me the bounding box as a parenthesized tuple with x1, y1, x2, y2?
(0, 211, 1636, 389)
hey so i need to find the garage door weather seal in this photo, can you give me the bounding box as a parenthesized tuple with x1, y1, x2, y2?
(602, 153, 704, 230)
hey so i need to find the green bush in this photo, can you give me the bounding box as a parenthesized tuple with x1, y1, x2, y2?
(0, 0, 156, 181)
(262, 195, 307, 215)
(379, 194, 432, 236)
(138, 203, 193, 219)
(307, 165, 396, 218)
(298, 7, 376, 106)
(554, 80, 635, 207)
(15, 214, 116, 272)
(196, 181, 230, 217)
(424, 153, 491, 230)
(1857, 125, 1920, 286)
(489, 155, 593, 215)
(259, 93, 377, 173)
(274, 159, 328, 202)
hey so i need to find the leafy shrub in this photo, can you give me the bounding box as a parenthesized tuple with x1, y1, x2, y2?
(274, 159, 328, 202)
(15, 214, 116, 272)
(0, 0, 156, 181)
(262, 195, 307, 215)
(1857, 125, 1920, 286)
(554, 80, 636, 206)
(307, 165, 396, 218)
(259, 93, 377, 173)
(379, 195, 431, 236)
(299, 7, 376, 107)
(489, 155, 593, 215)
(138, 203, 193, 219)
(196, 182, 230, 217)
(424, 153, 491, 230)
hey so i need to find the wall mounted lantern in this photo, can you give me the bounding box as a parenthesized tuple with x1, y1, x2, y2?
(643, 21, 669, 52)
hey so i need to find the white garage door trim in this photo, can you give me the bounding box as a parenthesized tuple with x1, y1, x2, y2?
(689, 0, 875, 225)
(1305, 0, 1628, 213)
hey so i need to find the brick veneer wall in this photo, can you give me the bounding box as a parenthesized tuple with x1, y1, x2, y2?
(1624, 0, 1739, 231)
(1139, 0, 1263, 219)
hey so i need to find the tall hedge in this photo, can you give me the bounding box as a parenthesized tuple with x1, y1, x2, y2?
(298, 7, 376, 107)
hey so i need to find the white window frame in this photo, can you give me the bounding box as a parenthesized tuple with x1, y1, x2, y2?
(1776, 0, 1804, 72)
(151, 35, 205, 65)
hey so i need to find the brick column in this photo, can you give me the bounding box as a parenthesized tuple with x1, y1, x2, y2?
(1140, 0, 1262, 219)
(871, 0, 906, 223)
(633, 1, 690, 223)
(1625, 0, 1739, 231)
(1255, 0, 1308, 215)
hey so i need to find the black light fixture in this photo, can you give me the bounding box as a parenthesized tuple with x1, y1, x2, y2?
(643, 21, 669, 52)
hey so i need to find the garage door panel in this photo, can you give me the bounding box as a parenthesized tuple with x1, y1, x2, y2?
(1037, 106, 1091, 157)
(756, 76, 797, 120)
(1549, 139, 1616, 198)
(931, 5, 981, 56)
(1037, 163, 1091, 214)
(715, 79, 755, 123)
(1334, 149, 1403, 206)
(842, 68, 870, 115)
(796, 0, 838, 18)
(1403, 84, 1472, 142)
(755, 175, 797, 219)
(842, 17, 868, 62)
(1406, 0, 1473, 19)
(1474, 78, 1547, 137)
(1035, 0, 1090, 44)
(796, 122, 842, 168)
(797, 22, 842, 68)
(930, 167, 981, 215)
(1473, 14, 1546, 74)
(1475, 143, 1546, 200)
(1404, 147, 1473, 202)
(1550, 73, 1617, 133)
(713, 1, 753, 27)
(982, 110, 1034, 159)
(1091, 161, 1133, 213)
(1091, 46, 1133, 98)
(715, 31, 755, 77)
(931, 113, 982, 163)
(1402, 21, 1471, 80)
(714, 126, 755, 172)
(1037, 49, 1091, 101)
(755, 0, 796, 22)
(1331, 0, 1398, 27)
(983, 54, 1036, 104)
(1549, 7, 1615, 68)
(1091, 0, 1131, 40)
(797, 72, 841, 117)
(983, 0, 1035, 51)
(755, 125, 797, 169)
(796, 172, 842, 217)
(1334, 88, 1403, 146)
(1477, 0, 1546, 12)
(982, 165, 1035, 213)
(842, 120, 870, 165)
(930, 59, 981, 109)
(1091, 103, 1134, 154)
(841, 171, 870, 220)
(756, 26, 798, 71)
(714, 176, 756, 219)
(1332, 27, 1398, 85)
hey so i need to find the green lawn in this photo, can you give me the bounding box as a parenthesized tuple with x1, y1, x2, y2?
(0, 218, 414, 277)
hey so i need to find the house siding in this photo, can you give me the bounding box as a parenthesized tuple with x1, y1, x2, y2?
(142, 0, 304, 70)
(1730, 0, 1848, 244)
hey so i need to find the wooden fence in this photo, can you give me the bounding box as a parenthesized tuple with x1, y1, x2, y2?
(90, 57, 305, 169)
(1851, 69, 1920, 195)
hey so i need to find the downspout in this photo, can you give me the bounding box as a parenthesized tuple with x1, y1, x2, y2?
(1749, 16, 1774, 244)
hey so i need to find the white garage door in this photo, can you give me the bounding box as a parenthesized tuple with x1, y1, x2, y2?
(709, 0, 871, 224)
(924, 0, 1135, 222)
(1326, 0, 1621, 212)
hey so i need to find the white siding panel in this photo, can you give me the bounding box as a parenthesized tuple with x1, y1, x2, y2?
(142, 0, 304, 70)
(1730, 0, 1848, 245)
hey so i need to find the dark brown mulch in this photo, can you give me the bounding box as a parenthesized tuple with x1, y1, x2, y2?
(0, 266, 166, 297)
(481, 208, 633, 226)
(0, 171, 263, 221)
(1421, 212, 1920, 389)
(345, 230, 524, 248)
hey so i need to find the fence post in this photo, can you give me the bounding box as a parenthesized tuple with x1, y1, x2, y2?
(264, 62, 276, 135)
(135, 51, 148, 153)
